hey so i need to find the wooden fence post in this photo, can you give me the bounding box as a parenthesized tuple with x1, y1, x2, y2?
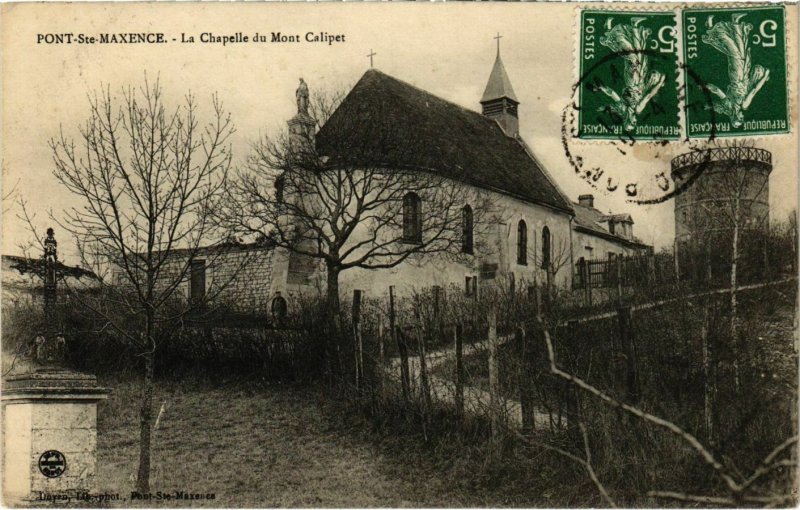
(377, 318, 385, 396)
(454, 323, 464, 418)
(414, 297, 433, 411)
(580, 259, 592, 307)
(433, 285, 442, 344)
(488, 309, 501, 441)
(352, 290, 363, 392)
(390, 286, 410, 400)
(518, 325, 535, 432)
(617, 306, 640, 405)
(378, 319, 384, 367)
(565, 320, 580, 444)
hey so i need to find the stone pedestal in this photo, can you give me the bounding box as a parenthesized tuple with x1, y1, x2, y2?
(3, 368, 109, 505)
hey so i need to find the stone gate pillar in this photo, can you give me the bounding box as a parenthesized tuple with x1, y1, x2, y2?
(3, 368, 108, 504)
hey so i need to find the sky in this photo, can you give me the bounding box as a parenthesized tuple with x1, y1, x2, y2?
(2, 2, 798, 263)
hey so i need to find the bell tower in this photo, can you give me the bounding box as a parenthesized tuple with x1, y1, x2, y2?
(480, 34, 519, 138)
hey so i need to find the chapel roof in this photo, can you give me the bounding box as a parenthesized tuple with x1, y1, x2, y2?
(315, 69, 572, 213)
(481, 53, 519, 104)
(572, 202, 648, 248)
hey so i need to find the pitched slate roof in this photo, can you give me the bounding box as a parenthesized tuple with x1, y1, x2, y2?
(481, 54, 518, 103)
(572, 203, 649, 249)
(315, 70, 573, 213)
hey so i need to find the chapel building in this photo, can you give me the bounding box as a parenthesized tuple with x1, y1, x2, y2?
(274, 50, 650, 299)
(156, 50, 651, 313)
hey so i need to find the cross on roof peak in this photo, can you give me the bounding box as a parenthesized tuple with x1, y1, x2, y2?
(494, 32, 502, 55)
(367, 49, 377, 68)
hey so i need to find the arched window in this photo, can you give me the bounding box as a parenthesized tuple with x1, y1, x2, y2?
(517, 220, 527, 265)
(271, 292, 288, 327)
(461, 205, 473, 254)
(541, 226, 551, 270)
(402, 192, 422, 243)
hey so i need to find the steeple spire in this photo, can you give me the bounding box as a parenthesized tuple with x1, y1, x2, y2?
(480, 38, 519, 137)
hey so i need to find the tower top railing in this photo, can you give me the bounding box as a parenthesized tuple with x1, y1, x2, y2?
(671, 147, 772, 172)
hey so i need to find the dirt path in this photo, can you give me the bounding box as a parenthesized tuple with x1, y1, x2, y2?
(390, 335, 553, 429)
(96, 380, 467, 507)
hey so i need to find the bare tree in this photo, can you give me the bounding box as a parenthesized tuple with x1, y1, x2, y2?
(541, 321, 797, 507)
(3, 176, 20, 214)
(219, 86, 499, 317)
(691, 143, 771, 392)
(529, 231, 572, 293)
(49, 77, 236, 492)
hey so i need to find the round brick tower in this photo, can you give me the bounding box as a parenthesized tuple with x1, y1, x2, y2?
(671, 146, 772, 281)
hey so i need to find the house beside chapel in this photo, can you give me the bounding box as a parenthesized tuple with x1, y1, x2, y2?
(157, 49, 650, 315)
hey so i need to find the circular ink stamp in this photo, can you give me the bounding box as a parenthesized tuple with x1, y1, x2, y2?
(38, 450, 66, 478)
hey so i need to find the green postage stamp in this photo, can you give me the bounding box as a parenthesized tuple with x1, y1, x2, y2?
(683, 6, 788, 138)
(578, 10, 680, 141)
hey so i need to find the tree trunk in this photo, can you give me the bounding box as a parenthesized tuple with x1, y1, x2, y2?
(326, 264, 341, 317)
(488, 310, 501, 442)
(518, 326, 535, 433)
(415, 314, 432, 411)
(731, 203, 740, 394)
(701, 306, 715, 445)
(454, 324, 464, 418)
(325, 263, 343, 379)
(136, 316, 155, 493)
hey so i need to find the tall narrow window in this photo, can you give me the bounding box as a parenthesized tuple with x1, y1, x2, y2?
(461, 205, 473, 254)
(465, 276, 478, 297)
(189, 259, 206, 304)
(517, 220, 527, 265)
(402, 192, 422, 243)
(542, 226, 551, 270)
(274, 173, 285, 203)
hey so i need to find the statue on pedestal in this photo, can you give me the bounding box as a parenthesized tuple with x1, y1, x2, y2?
(296, 78, 309, 116)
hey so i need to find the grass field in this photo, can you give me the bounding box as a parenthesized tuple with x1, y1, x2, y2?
(27, 285, 799, 507)
(96, 378, 466, 507)
(94, 374, 605, 508)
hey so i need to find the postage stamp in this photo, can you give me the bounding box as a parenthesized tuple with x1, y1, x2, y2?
(682, 5, 789, 138)
(577, 10, 680, 141)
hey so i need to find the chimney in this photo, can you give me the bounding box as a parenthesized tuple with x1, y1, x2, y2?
(578, 194, 594, 209)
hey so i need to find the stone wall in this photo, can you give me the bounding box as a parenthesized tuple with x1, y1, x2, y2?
(112, 246, 278, 315)
(207, 248, 276, 314)
(337, 189, 575, 298)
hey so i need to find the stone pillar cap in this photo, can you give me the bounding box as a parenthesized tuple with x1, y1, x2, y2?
(3, 368, 110, 403)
